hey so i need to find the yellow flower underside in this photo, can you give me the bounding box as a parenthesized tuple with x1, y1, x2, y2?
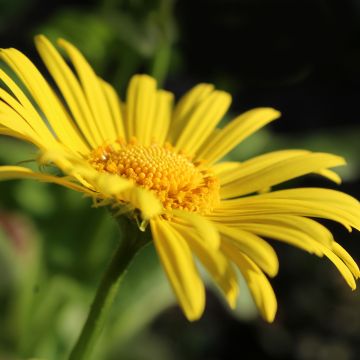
(0, 35, 359, 323)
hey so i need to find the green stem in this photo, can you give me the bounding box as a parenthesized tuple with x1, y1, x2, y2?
(68, 217, 150, 360)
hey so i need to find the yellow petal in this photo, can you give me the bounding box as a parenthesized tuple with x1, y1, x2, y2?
(317, 169, 342, 184)
(216, 224, 279, 277)
(0, 124, 42, 146)
(244, 200, 355, 232)
(211, 161, 240, 177)
(151, 90, 174, 145)
(0, 110, 44, 148)
(196, 108, 280, 164)
(0, 69, 57, 143)
(218, 150, 310, 184)
(57, 38, 117, 143)
(332, 242, 360, 279)
(168, 83, 214, 143)
(35, 35, 103, 147)
(255, 187, 359, 206)
(92, 172, 133, 196)
(0, 165, 92, 194)
(214, 151, 343, 186)
(222, 247, 277, 322)
(319, 244, 357, 289)
(210, 213, 334, 247)
(172, 209, 220, 249)
(220, 152, 345, 198)
(172, 222, 239, 309)
(150, 218, 205, 321)
(0, 47, 89, 154)
(174, 91, 231, 155)
(218, 188, 360, 231)
(99, 79, 126, 140)
(124, 75, 158, 144)
(121, 187, 163, 220)
(229, 222, 323, 256)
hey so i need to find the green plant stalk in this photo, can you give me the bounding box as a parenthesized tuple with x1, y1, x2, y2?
(68, 217, 150, 360)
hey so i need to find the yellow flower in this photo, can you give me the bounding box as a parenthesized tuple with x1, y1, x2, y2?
(0, 35, 359, 322)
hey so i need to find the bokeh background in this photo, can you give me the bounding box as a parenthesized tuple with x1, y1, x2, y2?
(0, 0, 360, 359)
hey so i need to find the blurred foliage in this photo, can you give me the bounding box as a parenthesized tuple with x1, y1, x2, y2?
(35, 0, 177, 90)
(0, 0, 360, 359)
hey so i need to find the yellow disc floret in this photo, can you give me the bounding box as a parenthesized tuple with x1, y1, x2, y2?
(88, 139, 220, 213)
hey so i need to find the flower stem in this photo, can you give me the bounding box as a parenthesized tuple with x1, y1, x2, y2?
(68, 217, 150, 360)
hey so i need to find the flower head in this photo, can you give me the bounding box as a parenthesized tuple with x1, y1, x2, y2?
(0, 35, 359, 322)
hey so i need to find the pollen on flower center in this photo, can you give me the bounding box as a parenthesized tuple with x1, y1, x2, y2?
(87, 139, 220, 213)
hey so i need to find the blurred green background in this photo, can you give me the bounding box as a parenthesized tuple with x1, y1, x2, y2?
(0, 0, 360, 359)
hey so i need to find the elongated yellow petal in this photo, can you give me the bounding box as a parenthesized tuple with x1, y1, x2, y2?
(218, 197, 360, 233)
(0, 69, 36, 110)
(123, 75, 158, 144)
(136, 76, 157, 146)
(0, 111, 44, 148)
(92, 172, 133, 196)
(221, 247, 277, 322)
(35, 35, 103, 147)
(214, 151, 343, 187)
(317, 169, 342, 184)
(175, 91, 231, 155)
(99, 79, 126, 140)
(151, 90, 174, 144)
(168, 83, 214, 143)
(215, 188, 360, 231)
(0, 165, 92, 194)
(172, 209, 220, 249)
(332, 242, 360, 279)
(220, 152, 346, 198)
(0, 94, 57, 149)
(121, 187, 163, 220)
(0, 48, 89, 153)
(0, 125, 41, 145)
(319, 244, 357, 289)
(139, 82, 160, 146)
(172, 222, 239, 309)
(216, 224, 279, 277)
(57, 38, 118, 143)
(226, 188, 360, 230)
(0, 69, 56, 141)
(229, 222, 323, 255)
(150, 218, 205, 321)
(123, 76, 138, 139)
(0, 88, 33, 124)
(211, 161, 240, 177)
(216, 150, 308, 184)
(197, 108, 280, 164)
(210, 214, 334, 247)
(253, 187, 360, 206)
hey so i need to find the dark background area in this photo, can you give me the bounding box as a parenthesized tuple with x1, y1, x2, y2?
(0, 0, 359, 359)
(176, 0, 360, 132)
(2, 0, 360, 131)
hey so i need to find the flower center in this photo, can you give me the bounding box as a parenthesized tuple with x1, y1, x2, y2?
(87, 139, 220, 214)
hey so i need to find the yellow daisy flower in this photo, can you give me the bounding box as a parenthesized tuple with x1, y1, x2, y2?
(0, 35, 359, 323)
